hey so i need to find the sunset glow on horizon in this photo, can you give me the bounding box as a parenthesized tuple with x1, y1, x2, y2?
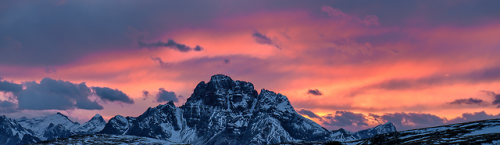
(1, 0, 500, 132)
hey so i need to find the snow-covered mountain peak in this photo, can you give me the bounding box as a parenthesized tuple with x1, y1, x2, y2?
(16, 113, 79, 134)
(348, 121, 397, 140)
(87, 114, 105, 124)
(209, 74, 233, 82)
(93, 114, 102, 119)
(71, 114, 106, 135)
(257, 89, 295, 113)
(184, 75, 258, 111)
(376, 122, 396, 131)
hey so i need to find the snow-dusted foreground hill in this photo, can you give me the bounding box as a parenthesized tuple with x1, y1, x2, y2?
(346, 118, 500, 144)
(34, 134, 176, 145)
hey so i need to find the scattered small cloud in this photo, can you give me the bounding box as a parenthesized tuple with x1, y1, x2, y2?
(322, 111, 369, 127)
(252, 32, 272, 45)
(92, 87, 134, 104)
(307, 89, 323, 96)
(297, 109, 321, 119)
(449, 98, 485, 105)
(125, 26, 203, 52)
(481, 90, 500, 108)
(150, 56, 166, 65)
(156, 88, 178, 103)
(142, 90, 149, 100)
(44, 66, 57, 74)
(252, 32, 281, 49)
(139, 39, 203, 52)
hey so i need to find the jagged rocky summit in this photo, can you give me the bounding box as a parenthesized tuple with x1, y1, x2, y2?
(0, 74, 397, 145)
(99, 74, 396, 144)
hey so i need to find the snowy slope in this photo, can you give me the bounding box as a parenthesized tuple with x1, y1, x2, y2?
(34, 134, 176, 145)
(10, 112, 106, 143)
(0, 115, 40, 145)
(349, 122, 397, 140)
(15, 112, 79, 140)
(72, 114, 106, 135)
(348, 118, 500, 144)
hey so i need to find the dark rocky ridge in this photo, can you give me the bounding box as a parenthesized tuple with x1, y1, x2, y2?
(0, 74, 397, 145)
(99, 74, 396, 144)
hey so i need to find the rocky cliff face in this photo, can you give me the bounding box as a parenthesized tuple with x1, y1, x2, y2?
(99, 74, 393, 144)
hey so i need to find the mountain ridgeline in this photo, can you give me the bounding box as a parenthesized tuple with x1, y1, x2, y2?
(0, 113, 106, 145)
(98, 74, 396, 144)
(0, 74, 397, 145)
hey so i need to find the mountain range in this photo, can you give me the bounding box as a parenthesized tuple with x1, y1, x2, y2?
(0, 113, 106, 145)
(9, 74, 499, 144)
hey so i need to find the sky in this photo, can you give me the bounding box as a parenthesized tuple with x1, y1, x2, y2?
(1, 0, 500, 132)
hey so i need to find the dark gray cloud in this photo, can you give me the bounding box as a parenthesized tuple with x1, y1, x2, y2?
(348, 66, 500, 97)
(156, 88, 178, 103)
(150, 56, 166, 65)
(142, 90, 149, 100)
(373, 112, 446, 131)
(252, 32, 272, 45)
(482, 91, 500, 108)
(139, 39, 203, 52)
(0, 78, 23, 94)
(322, 111, 368, 127)
(252, 32, 281, 49)
(92, 87, 134, 104)
(16, 78, 103, 110)
(448, 111, 500, 124)
(142, 90, 149, 96)
(297, 109, 321, 119)
(1, 77, 140, 112)
(224, 59, 230, 64)
(0, 100, 16, 108)
(0, 100, 17, 113)
(307, 89, 323, 96)
(44, 66, 57, 74)
(449, 98, 484, 105)
(494, 95, 500, 108)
